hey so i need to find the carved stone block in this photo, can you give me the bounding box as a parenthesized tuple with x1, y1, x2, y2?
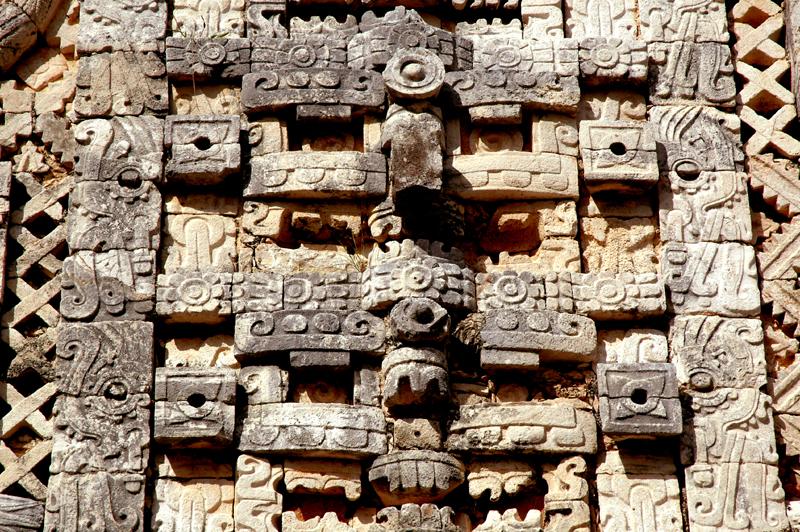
(659, 171, 752, 243)
(394, 418, 442, 450)
(0, 4, 38, 72)
(239, 365, 289, 405)
(284, 459, 361, 501)
(166, 37, 250, 80)
(283, 272, 360, 310)
(445, 153, 579, 201)
(154, 368, 236, 447)
(467, 460, 534, 502)
(164, 335, 238, 368)
(640, 0, 728, 43)
(474, 509, 543, 531)
(235, 309, 385, 356)
(78, 0, 167, 53)
(165, 115, 241, 184)
(477, 271, 574, 313)
(162, 213, 237, 272)
(156, 271, 233, 323)
(239, 403, 388, 458)
(75, 52, 168, 117)
(597, 363, 682, 436)
(251, 35, 347, 70)
(572, 272, 666, 319)
(521, 0, 563, 39)
(61, 250, 155, 321)
(446, 400, 598, 454)
(565, 0, 636, 38)
(0, 494, 44, 530)
(241, 69, 384, 113)
(67, 180, 161, 252)
(389, 297, 450, 342)
(368, 451, 464, 505)
(579, 38, 647, 84)
(661, 242, 760, 317)
(579, 120, 658, 190)
(444, 71, 580, 113)
(382, 347, 448, 410)
(153, 477, 234, 531)
(245, 152, 387, 199)
(648, 43, 736, 107)
(580, 217, 658, 273)
(232, 272, 283, 313)
(74, 117, 163, 183)
(594, 329, 669, 364)
(382, 103, 444, 197)
(172, 0, 246, 38)
(45, 472, 146, 532)
(235, 455, 283, 532)
(669, 316, 767, 390)
(56, 321, 154, 397)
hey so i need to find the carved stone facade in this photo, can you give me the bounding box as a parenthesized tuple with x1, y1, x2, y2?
(0, 0, 799, 530)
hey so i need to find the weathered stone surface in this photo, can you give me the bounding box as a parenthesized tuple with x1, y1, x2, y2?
(368, 451, 464, 505)
(477, 271, 575, 313)
(239, 403, 388, 457)
(61, 250, 155, 321)
(467, 460, 534, 502)
(164, 335, 238, 368)
(0, 4, 38, 72)
(372, 503, 459, 532)
(578, 38, 647, 84)
(579, 119, 658, 190)
(447, 400, 597, 454)
(444, 70, 580, 113)
(648, 43, 736, 107)
(565, 0, 636, 38)
(239, 365, 288, 405)
(172, 0, 245, 38)
(0, 494, 44, 530)
(75, 52, 168, 117)
(389, 297, 450, 342)
(153, 477, 234, 531)
(165, 115, 241, 184)
(74, 117, 163, 183)
(154, 368, 236, 447)
(156, 271, 233, 323)
(572, 272, 666, 319)
(384, 48, 445, 100)
(235, 455, 282, 532)
(252, 34, 347, 71)
(394, 418, 442, 450)
(166, 37, 250, 80)
(542, 456, 591, 532)
(383, 103, 445, 197)
(670, 316, 767, 390)
(662, 242, 760, 317)
(235, 309, 385, 356)
(171, 83, 242, 115)
(473, 509, 543, 531)
(245, 152, 387, 199)
(594, 329, 668, 363)
(759, 218, 800, 281)
(382, 347, 448, 410)
(66, 180, 161, 252)
(231, 272, 283, 313)
(283, 459, 360, 501)
(162, 212, 236, 273)
(580, 217, 658, 273)
(640, 0, 728, 42)
(597, 363, 682, 437)
(78, 0, 167, 53)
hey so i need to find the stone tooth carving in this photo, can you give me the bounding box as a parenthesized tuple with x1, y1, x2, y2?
(241, 69, 384, 113)
(166, 37, 250, 80)
(640, 0, 728, 43)
(234, 309, 385, 356)
(45, 472, 146, 532)
(542, 456, 590, 532)
(572, 272, 666, 319)
(382, 347, 448, 410)
(251, 34, 347, 71)
(466, 460, 534, 502)
(61, 249, 155, 321)
(244, 151, 387, 199)
(596, 451, 683, 531)
(660, 170, 751, 243)
(594, 329, 668, 363)
(362, 240, 476, 312)
(284, 459, 361, 501)
(232, 272, 283, 313)
(368, 451, 464, 505)
(75, 51, 168, 117)
(289, 14, 358, 39)
(56, 321, 153, 397)
(389, 297, 450, 342)
(648, 43, 736, 107)
(473, 509, 543, 531)
(66, 180, 161, 252)
(580, 217, 658, 273)
(444, 70, 580, 114)
(597, 362, 682, 436)
(156, 271, 233, 323)
(348, 7, 470, 71)
(154, 368, 236, 447)
(564, 0, 636, 38)
(238, 403, 388, 457)
(481, 309, 596, 366)
(235, 455, 283, 532)
(172, 0, 246, 38)
(74, 117, 163, 183)
(447, 400, 597, 454)
(477, 271, 575, 313)
(77, 0, 167, 53)
(0, 494, 44, 530)
(153, 476, 234, 531)
(661, 242, 760, 317)
(373, 504, 459, 532)
(165, 115, 241, 185)
(578, 38, 647, 84)
(579, 119, 658, 190)
(669, 316, 767, 390)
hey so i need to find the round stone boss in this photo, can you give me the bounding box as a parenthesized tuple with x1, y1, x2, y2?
(383, 48, 446, 100)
